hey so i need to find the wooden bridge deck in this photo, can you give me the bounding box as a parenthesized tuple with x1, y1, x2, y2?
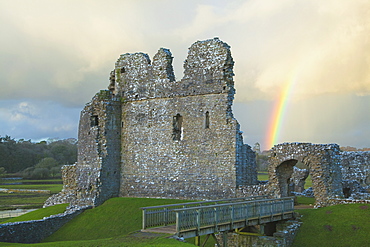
(141, 197, 294, 239)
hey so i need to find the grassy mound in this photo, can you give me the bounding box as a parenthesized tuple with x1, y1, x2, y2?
(2, 204, 68, 223)
(0, 233, 194, 246)
(293, 203, 370, 246)
(44, 197, 192, 242)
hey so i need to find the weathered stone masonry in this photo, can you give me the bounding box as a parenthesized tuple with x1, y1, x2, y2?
(267, 143, 343, 207)
(46, 38, 258, 207)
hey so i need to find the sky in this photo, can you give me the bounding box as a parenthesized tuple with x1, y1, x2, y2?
(0, 0, 369, 150)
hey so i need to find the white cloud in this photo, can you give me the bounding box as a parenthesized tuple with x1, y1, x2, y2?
(0, 0, 369, 148)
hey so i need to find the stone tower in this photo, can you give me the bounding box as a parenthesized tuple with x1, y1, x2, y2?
(45, 38, 258, 208)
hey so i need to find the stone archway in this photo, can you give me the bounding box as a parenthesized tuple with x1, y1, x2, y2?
(276, 159, 297, 197)
(268, 143, 343, 207)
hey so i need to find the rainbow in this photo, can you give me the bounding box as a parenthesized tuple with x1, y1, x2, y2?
(265, 73, 298, 150)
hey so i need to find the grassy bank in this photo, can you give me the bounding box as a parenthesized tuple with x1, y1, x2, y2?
(2, 198, 370, 246)
(1, 197, 195, 246)
(293, 204, 370, 246)
(1, 203, 68, 223)
(44, 197, 193, 242)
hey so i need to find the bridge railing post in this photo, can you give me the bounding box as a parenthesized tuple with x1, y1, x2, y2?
(176, 211, 180, 234)
(231, 205, 234, 229)
(164, 207, 168, 226)
(214, 206, 218, 232)
(196, 209, 201, 235)
(142, 208, 147, 230)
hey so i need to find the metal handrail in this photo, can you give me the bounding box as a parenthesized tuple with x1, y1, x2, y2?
(171, 198, 291, 212)
(174, 197, 294, 234)
(140, 196, 267, 210)
(141, 196, 291, 230)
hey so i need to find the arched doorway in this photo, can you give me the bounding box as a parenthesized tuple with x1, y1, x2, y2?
(268, 143, 343, 207)
(276, 159, 298, 197)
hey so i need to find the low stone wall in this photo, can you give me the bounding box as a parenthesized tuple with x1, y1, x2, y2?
(237, 183, 270, 197)
(0, 206, 90, 243)
(217, 220, 301, 247)
(326, 198, 370, 207)
(0, 188, 50, 194)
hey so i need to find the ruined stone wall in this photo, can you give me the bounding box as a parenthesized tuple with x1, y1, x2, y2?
(120, 94, 241, 199)
(44, 164, 77, 207)
(117, 38, 257, 199)
(45, 38, 258, 207)
(216, 220, 301, 247)
(341, 151, 370, 186)
(268, 143, 343, 207)
(291, 167, 309, 193)
(74, 91, 121, 206)
(45, 91, 121, 207)
(0, 206, 89, 243)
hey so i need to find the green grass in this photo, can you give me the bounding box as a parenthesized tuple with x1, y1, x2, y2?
(293, 204, 370, 247)
(258, 172, 312, 190)
(1, 179, 62, 184)
(0, 184, 63, 193)
(3, 198, 370, 246)
(0, 193, 51, 210)
(304, 175, 312, 189)
(0, 179, 63, 210)
(1, 198, 196, 246)
(257, 173, 268, 181)
(296, 196, 315, 205)
(44, 197, 194, 242)
(2, 203, 68, 223)
(0, 217, 12, 223)
(0, 233, 194, 246)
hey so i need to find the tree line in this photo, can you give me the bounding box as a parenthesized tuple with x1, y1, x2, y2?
(0, 136, 77, 179)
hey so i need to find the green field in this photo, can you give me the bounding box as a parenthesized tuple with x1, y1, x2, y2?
(2, 197, 370, 246)
(2, 204, 68, 223)
(293, 204, 370, 246)
(258, 173, 312, 189)
(1, 198, 196, 246)
(0, 179, 62, 210)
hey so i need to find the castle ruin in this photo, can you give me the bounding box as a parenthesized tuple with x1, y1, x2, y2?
(45, 38, 370, 209)
(46, 38, 258, 208)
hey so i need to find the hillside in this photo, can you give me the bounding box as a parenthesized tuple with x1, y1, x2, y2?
(2, 198, 370, 246)
(293, 203, 370, 246)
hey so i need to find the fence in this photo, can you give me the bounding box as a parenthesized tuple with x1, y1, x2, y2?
(174, 197, 294, 237)
(141, 196, 267, 230)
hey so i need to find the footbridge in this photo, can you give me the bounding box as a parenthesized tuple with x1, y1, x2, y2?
(141, 196, 294, 246)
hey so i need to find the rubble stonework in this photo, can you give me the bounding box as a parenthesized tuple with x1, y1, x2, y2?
(216, 220, 301, 247)
(267, 143, 343, 207)
(46, 38, 258, 207)
(291, 167, 309, 193)
(0, 206, 90, 243)
(45, 38, 367, 211)
(341, 151, 370, 187)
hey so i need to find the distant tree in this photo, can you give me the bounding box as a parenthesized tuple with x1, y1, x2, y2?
(35, 157, 58, 169)
(0, 136, 77, 174)
(50, 166, 62, 178)
(0, 167, 6, 177)
(256, 153, 269, 171)
(31, 168, 50, 179)
(22, 167, 34, 178)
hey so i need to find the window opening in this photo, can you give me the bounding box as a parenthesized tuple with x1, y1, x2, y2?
(205, 111, 210, 129)
(173, 114, 183, 141)
(91, 115, 99, 127)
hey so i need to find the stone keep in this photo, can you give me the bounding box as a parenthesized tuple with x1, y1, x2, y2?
(46, 38, 258, 207)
